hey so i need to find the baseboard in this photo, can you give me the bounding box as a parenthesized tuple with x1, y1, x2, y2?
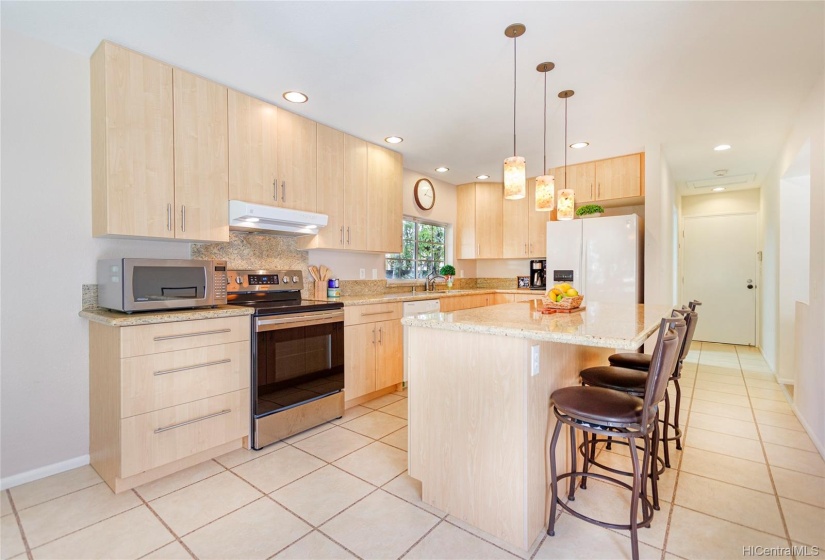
(790, 402, 825, 461)
(0, 454, 90, 490)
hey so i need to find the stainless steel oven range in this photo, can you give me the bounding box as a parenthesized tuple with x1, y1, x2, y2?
(227, 269, 344, 449)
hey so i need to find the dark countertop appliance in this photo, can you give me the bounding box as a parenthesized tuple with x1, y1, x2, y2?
(227, 269, 344, 449)
(530, 259, 547, 290)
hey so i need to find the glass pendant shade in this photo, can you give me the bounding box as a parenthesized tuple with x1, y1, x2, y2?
(557, 188, 575, 220)
(503, 156, 526, 199)
(535, 175, 555, 211)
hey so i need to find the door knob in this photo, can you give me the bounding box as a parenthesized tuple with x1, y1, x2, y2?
(746, 279, 754, 289)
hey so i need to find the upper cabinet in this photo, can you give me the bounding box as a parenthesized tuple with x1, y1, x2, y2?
(551, 162, 595, 203)
(456, 183, 503, 259)
(228, 90, 317, 212)
(526, 178, 548, 258)
(503, 178, 547, 258)
(552, 153, 644, 206)
(366, 144, 403, 253)
(92, 42, 228, 242)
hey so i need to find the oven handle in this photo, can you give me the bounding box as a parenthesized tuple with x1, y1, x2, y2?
(255, 310, 344, 332)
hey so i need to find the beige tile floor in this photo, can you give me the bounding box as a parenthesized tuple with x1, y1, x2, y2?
(2, 343, 824, 560)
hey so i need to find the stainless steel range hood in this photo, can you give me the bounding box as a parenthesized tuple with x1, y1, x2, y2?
(229, 200, 328, 236)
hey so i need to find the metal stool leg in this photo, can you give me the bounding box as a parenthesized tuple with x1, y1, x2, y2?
(651, 415, 661, 510)
(547, 419, 563, 537)
(662, 390, 672, 468)
(581, 430, 590, 490)
(628, 435, 641, 560)
(568, 424, 578, 501)
(673, 379, 683, 450)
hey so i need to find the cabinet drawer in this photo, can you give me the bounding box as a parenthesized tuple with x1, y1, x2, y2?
(121, 316, 250, 357)
(344, 302, 402, 326)
(121, 341, 250, 418)
(120, 389, 248, 477)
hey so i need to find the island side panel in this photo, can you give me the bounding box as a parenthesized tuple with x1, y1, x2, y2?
(407, 326, 527, 548)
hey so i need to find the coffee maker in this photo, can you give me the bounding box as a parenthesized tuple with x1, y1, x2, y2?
(529, 259, 547, 290)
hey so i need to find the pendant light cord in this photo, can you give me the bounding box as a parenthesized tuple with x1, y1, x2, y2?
(513, 34, 517, 157)
(564, 96, 568, 187)
(543, 68, 547, 173)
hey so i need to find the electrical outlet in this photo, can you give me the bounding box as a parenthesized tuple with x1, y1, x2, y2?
(530, 345, 540, 376)
(372, 269, 378, 279)
(359, 268, 366, 279)
(460, 270, 464, 278)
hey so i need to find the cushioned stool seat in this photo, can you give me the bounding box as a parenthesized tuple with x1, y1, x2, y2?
(551, 386, 647, 426)
(608, 353, 651, 370)
(579, 367, 647, 395)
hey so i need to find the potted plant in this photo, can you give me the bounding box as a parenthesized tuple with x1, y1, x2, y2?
(440, 264, 456, 289)
(575, 204, 605, 219)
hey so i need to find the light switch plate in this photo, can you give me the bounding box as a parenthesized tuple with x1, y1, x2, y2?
(531, 345, 540, 376)
(359, 268, 366, 279)
(372, 269, 378, 279)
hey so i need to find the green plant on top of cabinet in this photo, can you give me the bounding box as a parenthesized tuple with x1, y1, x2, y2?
(91, 41, 228, 242)
(228, 90, 317, 212)
(456, 182, 503, 259)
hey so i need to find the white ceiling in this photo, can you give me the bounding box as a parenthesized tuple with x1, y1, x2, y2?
(2, 1, 822, 192)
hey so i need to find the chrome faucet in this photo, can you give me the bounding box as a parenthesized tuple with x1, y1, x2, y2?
(425, 272, 445, 292)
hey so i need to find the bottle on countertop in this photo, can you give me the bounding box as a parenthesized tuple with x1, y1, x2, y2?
(327, 278, 341, 298)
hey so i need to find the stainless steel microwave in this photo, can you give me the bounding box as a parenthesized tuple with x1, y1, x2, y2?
(97, 259, 228, 313)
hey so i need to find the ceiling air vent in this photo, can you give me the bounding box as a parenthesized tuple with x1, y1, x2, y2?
(686, 173, 756, 190)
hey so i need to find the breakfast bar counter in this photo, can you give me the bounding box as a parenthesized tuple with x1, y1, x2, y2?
(402, 301, 672, 553)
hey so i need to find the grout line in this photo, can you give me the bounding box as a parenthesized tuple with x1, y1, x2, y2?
(397, 518, 445, 559)
(441, 518, 526, 560)
(133, 489, 197, 560)
(734, 345, 795, 551)
(134, 464, 227, 503)
(10, 479, 106, 515)
(6, 489, 34, 560)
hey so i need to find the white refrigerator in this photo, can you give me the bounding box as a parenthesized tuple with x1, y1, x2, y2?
(546, 214, 642, 304)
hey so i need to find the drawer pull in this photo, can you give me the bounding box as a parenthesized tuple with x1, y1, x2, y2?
(154, 358, 231, 376)
(154, 409, 231, 433)
(360, 310, 394, 317)
(153, 328, 231, 342)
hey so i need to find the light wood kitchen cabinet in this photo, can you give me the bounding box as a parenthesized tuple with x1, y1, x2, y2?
(91, 42, 229, 242)
(504, 178, 549, 258)
(595, 153, 644, 200)
(456, 183, 503, 259)
(228, 90, 279, 205)
(527, 179, 549, 257)
(366, 144, 403, 253)
(277, 110, 317, 211)
(91, 41, 175, 239)
(298, 128, 369, 251)
(90, 315, 251, 493)
(439, 293, 504, 312)
(344, 302, 403, 405)
(173, 69, 229, 242)
(552, 162, 596, 204)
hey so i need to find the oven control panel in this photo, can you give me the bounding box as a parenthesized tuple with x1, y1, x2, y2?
(226, 270, 304, 292)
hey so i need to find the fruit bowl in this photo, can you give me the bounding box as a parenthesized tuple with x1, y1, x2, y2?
(540, 294, 584, 310)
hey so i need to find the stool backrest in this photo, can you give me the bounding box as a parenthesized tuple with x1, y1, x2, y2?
(688, 300, 702, 312)
(642, 317, 685, 428)
(673, 307, 700, 366)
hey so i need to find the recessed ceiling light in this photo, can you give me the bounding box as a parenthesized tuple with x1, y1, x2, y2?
(570, 142, 589, 149)
(384, 136, 403, 144)
(476, 174, 490, 180)
(712, 187, 726, 192)
(244, 217, 260, 222)
(282, 91, 308, 103)
(435, 167, 449, 173)
(714, 144, 731, 151)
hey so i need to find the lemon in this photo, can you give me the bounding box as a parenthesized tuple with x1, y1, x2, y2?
(566, 288, 578, 297)
(559, 283, 572, 292)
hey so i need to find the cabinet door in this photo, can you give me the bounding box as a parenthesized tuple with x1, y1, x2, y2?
(315, 124, 345, 248)
(554, 163, 595, 204)
(455, 184, 477, 259)
(527, 178, 549, 257)
(344, 324, 376, 400)
(375, 319, 403, 390)
(277, 110, 317, 211)
(173, 69, 229, 242)
(91, 42, 174, 238)
(344, 135, 369, 251)
(366, 144, 403, 253)
(228, 90, 278, 205)
(475, 183, 503, 258)
(595, 153, 642, 200)
(503, 181, 529, 258)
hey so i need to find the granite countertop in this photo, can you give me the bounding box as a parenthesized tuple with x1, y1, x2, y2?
(309, 288, 542, 306)
(401, 301, 675, 349)
(79, 305, 254, 327)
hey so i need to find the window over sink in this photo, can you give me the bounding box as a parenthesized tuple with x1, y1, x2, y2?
(385, 218, 447, 280)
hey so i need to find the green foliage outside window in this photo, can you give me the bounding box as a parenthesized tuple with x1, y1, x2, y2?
(386, 219, 446, 279)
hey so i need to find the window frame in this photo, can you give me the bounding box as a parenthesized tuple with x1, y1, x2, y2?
(385, 217, 449, 281)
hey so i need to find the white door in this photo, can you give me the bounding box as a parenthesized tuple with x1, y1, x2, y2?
(683, 213, 757, 345)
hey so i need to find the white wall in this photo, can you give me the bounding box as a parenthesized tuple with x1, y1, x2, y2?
(681, 189, 760, 217)
(760, 75, 825, 453)
(644, 144, 677, 307)
(0, 30, 191, 485)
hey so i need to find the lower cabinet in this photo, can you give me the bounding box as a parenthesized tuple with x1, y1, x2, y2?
(89, 315, 251, 493)
(439, 293, 508, 312)
(344, 302, 403, 405)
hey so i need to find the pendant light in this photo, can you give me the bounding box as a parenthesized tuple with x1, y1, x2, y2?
(535, 62, 555, 211)
(503, 23, 526, 200)
(556, 90, 576, 220)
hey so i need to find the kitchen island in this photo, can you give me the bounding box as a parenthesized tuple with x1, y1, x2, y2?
(402, 301, 673, 553)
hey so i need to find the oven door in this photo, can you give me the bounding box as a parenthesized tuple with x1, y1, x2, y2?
(253, 311, 344, 420)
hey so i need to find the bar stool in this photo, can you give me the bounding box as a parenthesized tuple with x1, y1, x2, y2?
(600, 302, 700, 467)
(547, 317, 684, 560)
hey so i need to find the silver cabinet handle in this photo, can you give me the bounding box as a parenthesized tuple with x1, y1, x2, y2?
(524, 243, 527, 255)
(154, 358, 231, 376)
(378, 326, 383, 345)
(281, 180, 286, 202)
(340, 226, 344, 245)
(360, 310, 394, 317)
(372, 327, 376, 345)
(154, 409, 231, 434)
(347, 226, 351, 245)
(273, 179, 278, 201)
(153, 328, 231, 342)
(167, 203, 172, 231)
(181, 206, 186, 232)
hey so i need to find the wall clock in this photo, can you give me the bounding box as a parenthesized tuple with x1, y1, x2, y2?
(414, 178, 436, 211)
